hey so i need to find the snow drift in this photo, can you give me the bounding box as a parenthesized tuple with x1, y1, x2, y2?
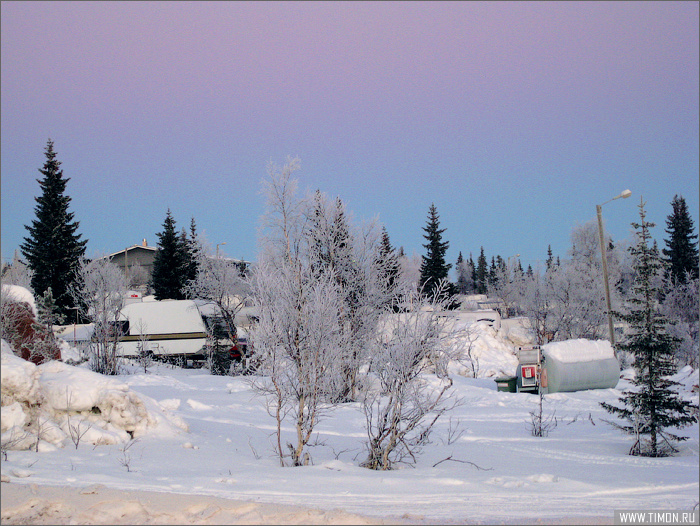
(1, 342, 188, 451)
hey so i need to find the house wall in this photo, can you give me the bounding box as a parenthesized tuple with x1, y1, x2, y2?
(109, 247, 156, 290)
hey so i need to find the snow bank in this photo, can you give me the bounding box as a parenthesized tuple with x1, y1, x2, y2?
(443, 318, 519, 378)
(1, 345, 188, 451)
(0, 344, 41, 406)
(0, 483, 389, 525)
(500, 317, 536, 346)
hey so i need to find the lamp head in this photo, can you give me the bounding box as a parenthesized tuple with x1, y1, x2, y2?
(618, 189, 632, 199)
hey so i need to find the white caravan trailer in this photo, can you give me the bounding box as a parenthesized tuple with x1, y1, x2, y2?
(115, 299, 233, 361)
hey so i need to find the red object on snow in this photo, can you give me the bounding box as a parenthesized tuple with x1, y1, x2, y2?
(1, 301, 61, 365)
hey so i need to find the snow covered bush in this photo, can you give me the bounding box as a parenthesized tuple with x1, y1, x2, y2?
(1, 285, 60, 365)
(660, 272, 699, 369)
(361, 282, 461, 470)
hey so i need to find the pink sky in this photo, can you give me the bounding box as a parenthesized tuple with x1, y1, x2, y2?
(2, 1, 698, 266)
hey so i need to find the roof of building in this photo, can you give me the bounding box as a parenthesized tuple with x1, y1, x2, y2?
(106, 241, 158, 260)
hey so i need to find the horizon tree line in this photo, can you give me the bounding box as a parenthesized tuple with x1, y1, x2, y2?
(5, 142, 699, 362)
(3, 143, 698, 460)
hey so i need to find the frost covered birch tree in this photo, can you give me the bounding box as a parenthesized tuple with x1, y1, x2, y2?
(660, 272, 699, 368)
(250, 158, 348, 466)
(70, 258, 128, 375)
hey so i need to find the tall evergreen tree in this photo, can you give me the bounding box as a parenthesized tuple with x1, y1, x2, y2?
(21, 139, 87, 320)
(377, 227, 401, 302)
(151, 209, 188, 300)
(546, 245, 554, 269)
(488, 256, 497, 288)
(475, 247, 488, 294)
(601, 199, 697, 457)
(419, 204, 452, 298)
(662, 195, 699, 283)
(455, 251, 470, 295)
(469, 254, 477, 292)
(179, 217, 201, 293)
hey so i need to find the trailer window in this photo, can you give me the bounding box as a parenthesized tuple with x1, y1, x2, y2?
(108, 320, 129, 337)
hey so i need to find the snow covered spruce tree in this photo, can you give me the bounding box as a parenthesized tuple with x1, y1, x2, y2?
(454, 251, 473, 295)
(21, 139, 87, 321)
(419, 204, 453, 300)
(181, 217, 201, 288)
(662, 194, 699, 284)
(151, 209, 190, 300)
(306, 191, 388, 401)
(71, 258, 128, 375)
(601, 198, 698, 457)
(487, 255, 524, 319)
(377, 227, 401, 308)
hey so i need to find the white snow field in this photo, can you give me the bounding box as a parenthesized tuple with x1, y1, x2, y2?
(1, 324, 698, 525)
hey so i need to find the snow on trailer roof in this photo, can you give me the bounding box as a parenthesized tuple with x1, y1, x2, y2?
(542, 338, 615, 363)
(118, 300, 206, 334)
(54, 324, 94, 342)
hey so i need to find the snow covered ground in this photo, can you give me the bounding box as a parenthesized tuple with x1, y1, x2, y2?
(1, 323, 698, 525)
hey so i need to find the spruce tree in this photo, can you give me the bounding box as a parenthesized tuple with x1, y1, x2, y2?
(662, 195, 698, 283)
(475, 247, 488, 294)
(488, 256, 497, 289)
(601, 198, 698, 457)
(377, 227, 401, 303)
(419, 204, 452, 299)
(469, 254, 477, 292)
(546, 245, 554, 269)
(151, 209, 188, 300)
(21, 139, 87, 320)
(183, 217, 201, 288)
(455, 251, 470, 295)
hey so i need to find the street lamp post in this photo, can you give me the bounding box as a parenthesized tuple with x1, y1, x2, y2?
(596, 189, 632, 354)
(68, 306, 80, 356)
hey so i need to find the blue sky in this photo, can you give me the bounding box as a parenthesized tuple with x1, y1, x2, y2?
(2, 1, 698, 271)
